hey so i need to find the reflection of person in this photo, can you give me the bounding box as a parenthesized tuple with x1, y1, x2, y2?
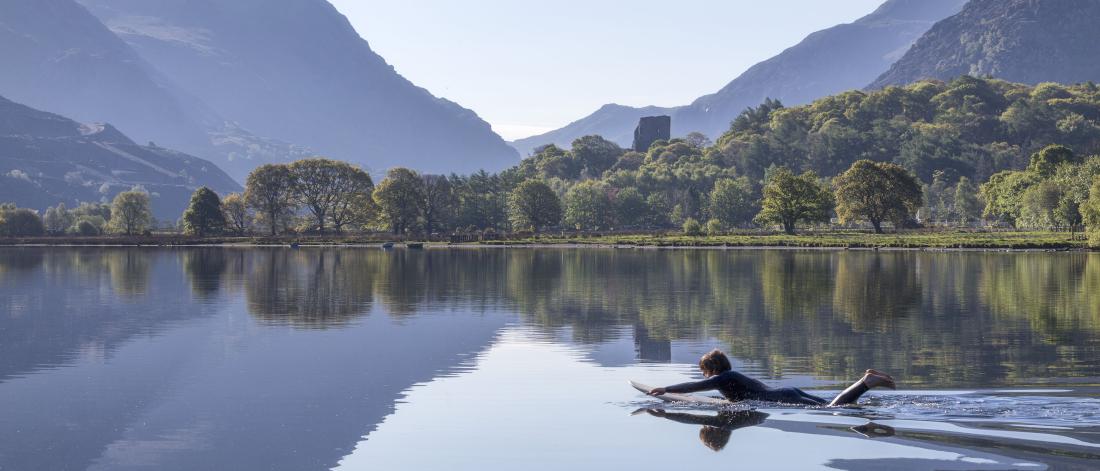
(648, 349, 895, 406)
(641, 409, 768, 451)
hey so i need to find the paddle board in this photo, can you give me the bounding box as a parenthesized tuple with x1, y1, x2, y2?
(630, 380, 729, 405)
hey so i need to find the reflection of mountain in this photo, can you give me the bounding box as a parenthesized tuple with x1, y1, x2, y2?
(0, 248, 511, 471)
(0, 248, 219, 383)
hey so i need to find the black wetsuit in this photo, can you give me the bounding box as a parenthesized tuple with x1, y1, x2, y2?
(664, 371, 869, 406)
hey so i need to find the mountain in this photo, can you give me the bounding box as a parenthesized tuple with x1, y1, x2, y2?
(513, 0, 966, 157)
(870, 0, 1100, 89)
(0, 0, 313, 181)
(0, 95, 240, 220)
(76, 0, 520, 176)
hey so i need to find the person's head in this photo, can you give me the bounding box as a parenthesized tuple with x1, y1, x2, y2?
(698, 349, 732, 377)
(698, 426, 732, 451)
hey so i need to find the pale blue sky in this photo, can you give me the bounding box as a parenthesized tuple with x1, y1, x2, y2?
(329, 1, 885, 140)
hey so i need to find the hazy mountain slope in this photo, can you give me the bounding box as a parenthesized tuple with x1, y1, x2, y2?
(79, 0, 520, 175)
(0, 95, 240, 220)
(513, 0, 965, 156)
(870, 0, 1100, 88)
(0, 0, 312, 182)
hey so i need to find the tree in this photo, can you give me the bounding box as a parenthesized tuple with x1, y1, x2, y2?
(563, 180, 614, 231)
(373, 168, 424, 235)
(107, 189, 152, 235)
(43, 203, 74, 235)
(753, 168, 833, 235)
(245, 164, 297, 236)
(953, 177, 981, 225)
(289, 158, 372, 234)
(1082, 178, 1100, 247)
(508, 180, 562, 232)
(182, 187, 226, 237)
(420, 174, 455, 236)
(0, 207, 45, 237)
(682, 217, 703, 236)
(834, 160, 923, 233)
(980, 171, 1038, 226)
(329, 166, 374, 234)
(221, 193, 252, 235)
(613, 187, 648, 228)
(684, 132, 713, 149)
(571, 135, 623, 177)
(1027, 144, 1079, 177)
(708, 177, 756, 228)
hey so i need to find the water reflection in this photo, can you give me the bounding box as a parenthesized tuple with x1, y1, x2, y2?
(636, 409, 769, 451)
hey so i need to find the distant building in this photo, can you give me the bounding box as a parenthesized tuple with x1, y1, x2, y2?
(633, 115, 671, 152)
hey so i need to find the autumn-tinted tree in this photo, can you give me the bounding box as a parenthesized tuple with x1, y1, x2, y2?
(834, 160, 923, 233)
(182, 187, 226, 237)
(508, 180, 562, 232)
(221, 193, 252, 235)
(373, 168, 424, 235)
(245, 164, 297, 236)
(754, 168, 833, 235)
(106, 189, 152, 235)
(43, 203, 73, 235)
(563, 180, 614, 231)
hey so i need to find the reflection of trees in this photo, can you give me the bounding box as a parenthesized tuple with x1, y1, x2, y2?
(831, 253, 921, 331)
(0, 249, 44, 279)
(245, 249, 376, 329)
(107, 250, 150, 298)
(183, 249, 229, 299)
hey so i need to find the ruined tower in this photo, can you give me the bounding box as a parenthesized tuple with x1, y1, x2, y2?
(633, 115, 671, 152)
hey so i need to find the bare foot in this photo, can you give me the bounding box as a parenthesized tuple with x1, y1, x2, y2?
(863, 373, 896, 390)
(865, 369, 894, 381)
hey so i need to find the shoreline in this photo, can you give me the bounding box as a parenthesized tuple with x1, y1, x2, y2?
(0, 231, 1090, 252)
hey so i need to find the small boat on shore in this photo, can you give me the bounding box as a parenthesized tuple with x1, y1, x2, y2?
(381, 242, 395, 249)
(406, 242, 425, 249)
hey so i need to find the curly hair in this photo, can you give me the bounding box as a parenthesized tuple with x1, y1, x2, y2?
(699, 349, 732, 376)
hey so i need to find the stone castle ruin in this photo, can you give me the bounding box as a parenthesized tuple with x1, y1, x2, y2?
(633, 115, 671, 152)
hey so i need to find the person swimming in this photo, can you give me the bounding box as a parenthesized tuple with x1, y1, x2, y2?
(648, 349, 895, 407)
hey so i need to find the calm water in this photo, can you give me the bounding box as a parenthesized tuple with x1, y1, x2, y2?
(1, 247, 1099, 470)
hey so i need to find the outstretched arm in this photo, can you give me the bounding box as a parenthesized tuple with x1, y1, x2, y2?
(651, 376, 723, 395)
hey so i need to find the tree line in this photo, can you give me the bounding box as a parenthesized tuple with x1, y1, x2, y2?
(5, 76, 1100, 242)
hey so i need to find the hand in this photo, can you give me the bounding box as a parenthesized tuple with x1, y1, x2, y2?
(648, 387, 667, 396)
(644, 408, 668, 417)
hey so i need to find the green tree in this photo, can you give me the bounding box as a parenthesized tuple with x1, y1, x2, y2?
(708, 177, 756, 228)
(980, 171, 1039, 226)
(754, 168, 833, 235)
(834, 160, 923, 233)
(1082, 178, 1100, 247)
(288, 158, 374, 234)
(373, 168, 424, 235)
(508, 180, 562, 232)
(421, 174, 455, 236)
(563, 180, 614, 231)
(182, 187, 226, 237)
(107, 189, 152, 235)
(613, 187, 648, 228)
(245, 164, 297, 236)
(705, 218, 723, 235)
(571, 135, 623, 177)
(1027, 144, 1079, 177)
(682, 217, 703, 236)
(953, 176, 981, 225)
(221, 193, 252, 235)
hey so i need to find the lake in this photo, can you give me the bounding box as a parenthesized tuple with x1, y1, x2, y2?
(1, 247, 1099, 470)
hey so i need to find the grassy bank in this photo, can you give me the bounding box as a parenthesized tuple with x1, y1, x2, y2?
(0, 230, 1088, 250)
(479, 231, 1088, 250)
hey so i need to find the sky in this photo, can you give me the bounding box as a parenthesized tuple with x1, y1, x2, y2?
(328, 0, 885, 140)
